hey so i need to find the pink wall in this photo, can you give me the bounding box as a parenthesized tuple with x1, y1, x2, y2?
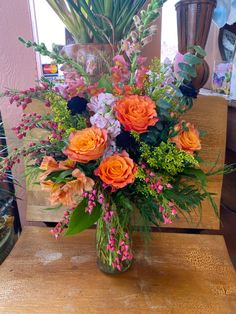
(0, 0, 38, 226)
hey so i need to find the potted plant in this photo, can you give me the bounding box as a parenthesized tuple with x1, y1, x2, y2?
(46, 0, 148, 79)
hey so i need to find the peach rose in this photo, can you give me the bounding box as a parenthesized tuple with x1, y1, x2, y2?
(170, 121, 201, 154)
(114, 95, 159, 133)
(95, 151, 137, 190)
(63, 127, 107, 163)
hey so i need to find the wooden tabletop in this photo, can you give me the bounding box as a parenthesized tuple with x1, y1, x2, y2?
(0, 227, 235, 314)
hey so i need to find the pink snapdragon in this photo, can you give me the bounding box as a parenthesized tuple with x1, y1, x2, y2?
(135, 65, 148, 89)
(112, 55, 130, 84)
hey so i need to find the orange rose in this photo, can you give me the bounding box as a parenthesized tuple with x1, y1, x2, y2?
(170, 121, 201, 154)
(114, 95, 158, 133)
(63, 127, 107, 163)
(95, 151, 137, 189)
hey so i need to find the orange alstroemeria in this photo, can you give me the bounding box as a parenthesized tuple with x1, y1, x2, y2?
(39, 156, 76, 182)
(41, 168, 94, 207)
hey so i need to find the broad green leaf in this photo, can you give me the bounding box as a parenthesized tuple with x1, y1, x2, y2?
(65, 198, 102, 236)
(178, 71, 191, 81)
(189, 45, 207, 57)
(178, 63, 197, 78)
(184, 54, 203, 65)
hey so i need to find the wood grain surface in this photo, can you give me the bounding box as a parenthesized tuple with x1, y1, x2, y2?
(26, 95, 227, 230)
(0, 227, 235, 314)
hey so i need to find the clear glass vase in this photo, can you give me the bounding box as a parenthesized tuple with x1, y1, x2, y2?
(96, 211, 133, 274)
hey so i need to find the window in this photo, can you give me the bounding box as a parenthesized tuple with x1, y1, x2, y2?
(161, 0, 178, 62)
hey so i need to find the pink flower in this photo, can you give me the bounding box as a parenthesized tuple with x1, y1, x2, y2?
(88, 93, 121, 141)
(112, 55, 130, 84)
(113, 55, 129, 68)
(65, 76, 87, 99)
(163, 213, 173, 224)
(135, 65, 148, 89)
(173, 52, 185, 79)
(90, 114, 108, 129)
(88, 93, 117, 113)
(137, 56, 147, 65)
(172, 208, 177, 215)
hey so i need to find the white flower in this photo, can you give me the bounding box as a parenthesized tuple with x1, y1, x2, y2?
(87, 93, 117, 112)
(90, 114, 108, 129)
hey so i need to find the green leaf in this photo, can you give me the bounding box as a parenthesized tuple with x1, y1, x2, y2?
(178, 63, 197, 78)
(98, 75, 113, 93)
(45, 169, 73, 184)
(43, 204, 62, 211)
(157, 99, 172, 110)
(177, 71, 191, 81)
(189, 45, 207, 57)
(65, 198, 102, 236)
(183, 168, 207, 187)
(184, 54, 203, 65)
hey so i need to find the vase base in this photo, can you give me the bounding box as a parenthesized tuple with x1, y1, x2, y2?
(97, 258, 133, 275)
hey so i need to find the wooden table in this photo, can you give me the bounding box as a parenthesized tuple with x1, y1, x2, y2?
(0, 227, 235, 313)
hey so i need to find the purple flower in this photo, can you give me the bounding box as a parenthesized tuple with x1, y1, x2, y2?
(88, 93, 117, 113)
(89, 93, 121, 140)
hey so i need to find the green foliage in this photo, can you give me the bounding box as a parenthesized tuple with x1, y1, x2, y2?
(135, 196, 164, 226)
(164, 184, 206, 214)
(177, 46, 206, 83)
(128, 0, 167, 84)
(66, 198, 102, 236)
(112, 191, 134, 227)
(189, 45, 207, 57)
(24, 165, 44, 187)
(134, 137, 199, 176)
(98, 75, 113, 93)
(18, 38, 90, 82)
(45, 170, 73, 184)
(47, 0, 148, 44)
(182, 167, 207, 187)
(178, 63, 197, 78)
(45, 91, 86, 135)
(145, 58, 195, 121)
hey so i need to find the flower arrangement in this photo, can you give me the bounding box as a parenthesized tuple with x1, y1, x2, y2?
(0, 0, 233, 273)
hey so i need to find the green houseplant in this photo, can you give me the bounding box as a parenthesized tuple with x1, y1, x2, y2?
(46, 0, 148, 80)
(46, 0, 148, 44)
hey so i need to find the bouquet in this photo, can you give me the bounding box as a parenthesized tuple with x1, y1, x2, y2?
(0, 0, 233, 273)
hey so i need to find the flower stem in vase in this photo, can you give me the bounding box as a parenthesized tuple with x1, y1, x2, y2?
(96, 208, 133, 274)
